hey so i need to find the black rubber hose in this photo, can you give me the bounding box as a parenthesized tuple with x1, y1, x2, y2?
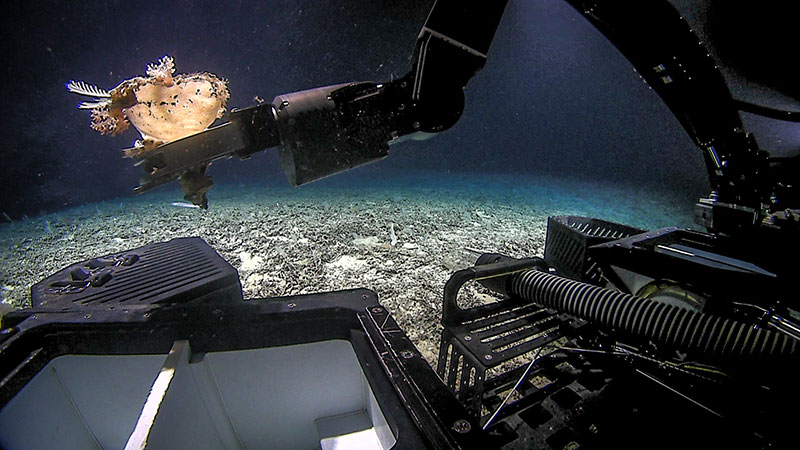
(509, 269, 797, 360)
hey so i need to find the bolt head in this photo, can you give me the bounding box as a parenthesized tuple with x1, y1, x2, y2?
(452, 419, 471, 433)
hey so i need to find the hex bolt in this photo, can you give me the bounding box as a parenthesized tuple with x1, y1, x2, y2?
(84, 314, 92, 319)
(371, 307, 383, 314)
(463, 335, 472, 341)
(400, 350, 414, 359)
(452, 419, 472, 434)
(484, 354, 493, 361)
(287, 303, 296, 309)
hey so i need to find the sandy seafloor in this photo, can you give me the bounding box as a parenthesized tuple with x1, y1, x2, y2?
(0, 171, 696, 366)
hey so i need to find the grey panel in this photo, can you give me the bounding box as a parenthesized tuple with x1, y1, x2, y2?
(0, 365, 100, 450)
(53, 355, 165, 449)
(205, 340, 370, 450)
(141, 342, 227, 449)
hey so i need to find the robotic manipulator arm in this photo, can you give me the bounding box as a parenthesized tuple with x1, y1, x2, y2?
(133, 0, 508, 207)
(135, 0, 799, 242)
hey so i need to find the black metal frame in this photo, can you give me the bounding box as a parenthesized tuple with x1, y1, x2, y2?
(564, 0, 798, 237)
(431, 216, 797, 449)
(0, 287, 495, 449)
(435, 256, 577, 416)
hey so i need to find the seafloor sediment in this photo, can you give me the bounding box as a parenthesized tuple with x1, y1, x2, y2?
(0, 172, 694, 365)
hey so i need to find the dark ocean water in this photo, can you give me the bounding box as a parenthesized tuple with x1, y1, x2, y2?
(1, 0, 718, 223)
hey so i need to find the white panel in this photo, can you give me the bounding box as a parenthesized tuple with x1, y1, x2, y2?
(366, 380, 397, 449)
(0, 339, 397, 450)
(320, 427, 384, 450)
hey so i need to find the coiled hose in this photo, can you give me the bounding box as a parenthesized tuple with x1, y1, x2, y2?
(508, 269, 797, 360)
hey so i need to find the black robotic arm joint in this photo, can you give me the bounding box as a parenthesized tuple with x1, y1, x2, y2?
(255, 1, 509, 186)
(408, 0, 507, 133)
(410, 33, 469, 133)
(269, 82, 395, 186)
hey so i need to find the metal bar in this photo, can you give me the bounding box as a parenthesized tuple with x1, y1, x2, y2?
(492, 331, 564, 362)
(466, 305, 549, 334)
(481, 319, 560, 352)
(474, 314, 557, 346)
(125, 340, 189, 450)
(482, 347, 547, 430)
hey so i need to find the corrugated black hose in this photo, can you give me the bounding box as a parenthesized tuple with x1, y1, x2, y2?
(506, 268, 797, 360)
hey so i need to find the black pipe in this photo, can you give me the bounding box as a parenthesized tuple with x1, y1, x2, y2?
(500, 268, 797, 360)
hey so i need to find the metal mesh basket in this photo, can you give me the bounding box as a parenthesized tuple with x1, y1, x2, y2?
(544, 216, 644, 285)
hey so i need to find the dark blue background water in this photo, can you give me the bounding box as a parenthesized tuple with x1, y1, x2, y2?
(1, 0, 795, 221)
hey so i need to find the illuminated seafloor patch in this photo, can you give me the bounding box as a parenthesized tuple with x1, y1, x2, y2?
(0, 171, 696, 365)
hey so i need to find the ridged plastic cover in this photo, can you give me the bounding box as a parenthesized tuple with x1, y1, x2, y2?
(30, 237, 242, 309)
